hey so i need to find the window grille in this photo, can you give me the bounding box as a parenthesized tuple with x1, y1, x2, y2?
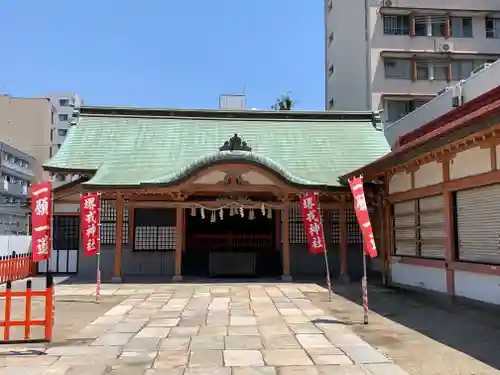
(329, 208, 340, 244)
(53, 216, 79, 250)
(99, 200, 129, 245)
(346, 208, 363, 244)
(383, 15, 410, 35)
(289, 204, 324, 244)
(133, 208, 176, 251)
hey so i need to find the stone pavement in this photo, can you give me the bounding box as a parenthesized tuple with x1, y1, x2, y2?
(0, 283, 409, 374)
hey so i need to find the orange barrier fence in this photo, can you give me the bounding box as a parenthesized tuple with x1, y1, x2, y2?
(0, 252, 33, 284)
(0, 273, 54, 343)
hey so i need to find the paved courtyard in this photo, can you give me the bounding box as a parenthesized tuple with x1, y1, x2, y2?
(0, 282, 406, 375)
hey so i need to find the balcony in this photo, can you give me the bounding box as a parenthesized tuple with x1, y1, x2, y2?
(379, 0, 500, 12)
(0, 181, 28, 198)
(384, 58, 500, 146)
(0, 160, 34, 178)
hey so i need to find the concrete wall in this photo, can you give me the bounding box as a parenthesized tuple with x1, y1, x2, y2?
(0, 95, 54, 183)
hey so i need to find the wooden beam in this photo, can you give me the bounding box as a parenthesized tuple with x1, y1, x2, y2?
(174, 206, 184, 281)
(339, 195, 348, 280)
(113, 194, 124, 281)
(388, 168, 500, 203)
(281, 203, 291, 281)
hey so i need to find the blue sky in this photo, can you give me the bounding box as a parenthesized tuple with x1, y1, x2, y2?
(0, 1, 324, 110)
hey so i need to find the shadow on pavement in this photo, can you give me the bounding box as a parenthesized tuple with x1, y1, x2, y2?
(318, 279, 500, 371)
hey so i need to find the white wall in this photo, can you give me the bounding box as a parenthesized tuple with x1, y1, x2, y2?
(326, 0, 370, 111)
(454, 270, 500, 305)
(391, 261, 448, 293)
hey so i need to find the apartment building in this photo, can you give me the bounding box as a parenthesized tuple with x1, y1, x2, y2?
(0, 95, 54, 183)
(0, 142, 35, 234)
(44, 92, 82, 162)
(325, 0, 500, 124)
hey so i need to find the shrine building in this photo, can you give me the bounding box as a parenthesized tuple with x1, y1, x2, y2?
(343, 79, 500, 306)
(41, 106, 390, 281)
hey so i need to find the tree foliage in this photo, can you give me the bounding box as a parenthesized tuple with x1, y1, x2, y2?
(271, 92, 295, 110)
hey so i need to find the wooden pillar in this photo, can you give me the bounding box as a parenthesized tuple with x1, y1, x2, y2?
(444, 191, 455, 296)
(281, 203, 291, 281)
(381, 199, 391, 285)
(339, 195, 348, 282)
(174, 206, 184, 281)
(442, 158, 455, 295)
(113, 194, 124, 282)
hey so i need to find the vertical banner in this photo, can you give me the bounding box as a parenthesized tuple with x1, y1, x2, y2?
(31, 182, 52, 262)
(300, 192, 326, 254)
(348, 176, 378, 258)
(81, 193, 100, 256)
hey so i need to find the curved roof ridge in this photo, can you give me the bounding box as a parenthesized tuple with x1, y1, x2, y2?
(142, 151, 327, 187)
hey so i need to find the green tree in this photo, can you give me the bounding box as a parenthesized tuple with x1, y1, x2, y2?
(271, 92, 296, 110)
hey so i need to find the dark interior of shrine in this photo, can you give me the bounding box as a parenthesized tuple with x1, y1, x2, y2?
(182, 207, 281, 278)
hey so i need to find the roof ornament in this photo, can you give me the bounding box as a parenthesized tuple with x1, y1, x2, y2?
(219, 134, 252, 152)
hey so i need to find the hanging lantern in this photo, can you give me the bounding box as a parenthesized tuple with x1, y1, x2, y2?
(261, 203, 266, 216)
(239, 206, 244, 218)
(201, 207, 205, 219)
(267, 208, 273, 219)
(210, 210, 216, 223)
(190, 206, 196, 217)
(229, 206, 235, 216)
(249, 209, 255, 220)
(219, 208, 224, 220)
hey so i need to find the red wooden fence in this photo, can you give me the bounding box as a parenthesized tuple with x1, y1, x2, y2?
(0, 273, 54, 343)
(0, 252, 33, 284)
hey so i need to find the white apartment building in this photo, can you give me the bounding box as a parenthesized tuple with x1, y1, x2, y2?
(325, 0, 500, 124)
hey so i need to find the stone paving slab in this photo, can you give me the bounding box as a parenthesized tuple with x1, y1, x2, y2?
(0, 283, 409, 374)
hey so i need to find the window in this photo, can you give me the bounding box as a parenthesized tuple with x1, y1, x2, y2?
(100, 200, 129, 244)
(451, 60, 474, 80)
(329, 209, 340, 244)
(414, 15, 447, 37)
(328, 98, 335, 109)
(346, 208, 362, 244)
(57, 129, 68, 137)
(53, 216, 79, 251)
(328, 32, 334, 44)
(383, 15, 410, 35)
(486, 18, 500, 39)
(386, 101, 412, 122)
(59, 99, 69, 106)
(386, 99, 428, 122)
(393, 196, 445, 259)
(289, 204, 324, 244)
(384, 58, 411, 79)
(451, 17, 473, 37)
(58, 114, 68, 121)
(328, 64, 334, 77)
(134, 208, 176, 251)
(415, 60, 449, 81)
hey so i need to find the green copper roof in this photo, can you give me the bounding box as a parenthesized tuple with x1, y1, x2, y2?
(44, 107, 390, 188)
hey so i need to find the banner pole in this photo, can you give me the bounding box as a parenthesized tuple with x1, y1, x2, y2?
(362, 249, 369, 324)
(96, 192, 101, 303)
(317, 198, 332, 302)
(49, 189, 54, 274)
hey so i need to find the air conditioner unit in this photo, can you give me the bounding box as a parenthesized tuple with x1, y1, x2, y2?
(436, 42, 453, 53)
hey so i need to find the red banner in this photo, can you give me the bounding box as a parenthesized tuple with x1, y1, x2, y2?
(81, 193, 100, 256)
(31, 181, 52, 262)
(348, 176, 377, 258)
(300, 192, 326, 254)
